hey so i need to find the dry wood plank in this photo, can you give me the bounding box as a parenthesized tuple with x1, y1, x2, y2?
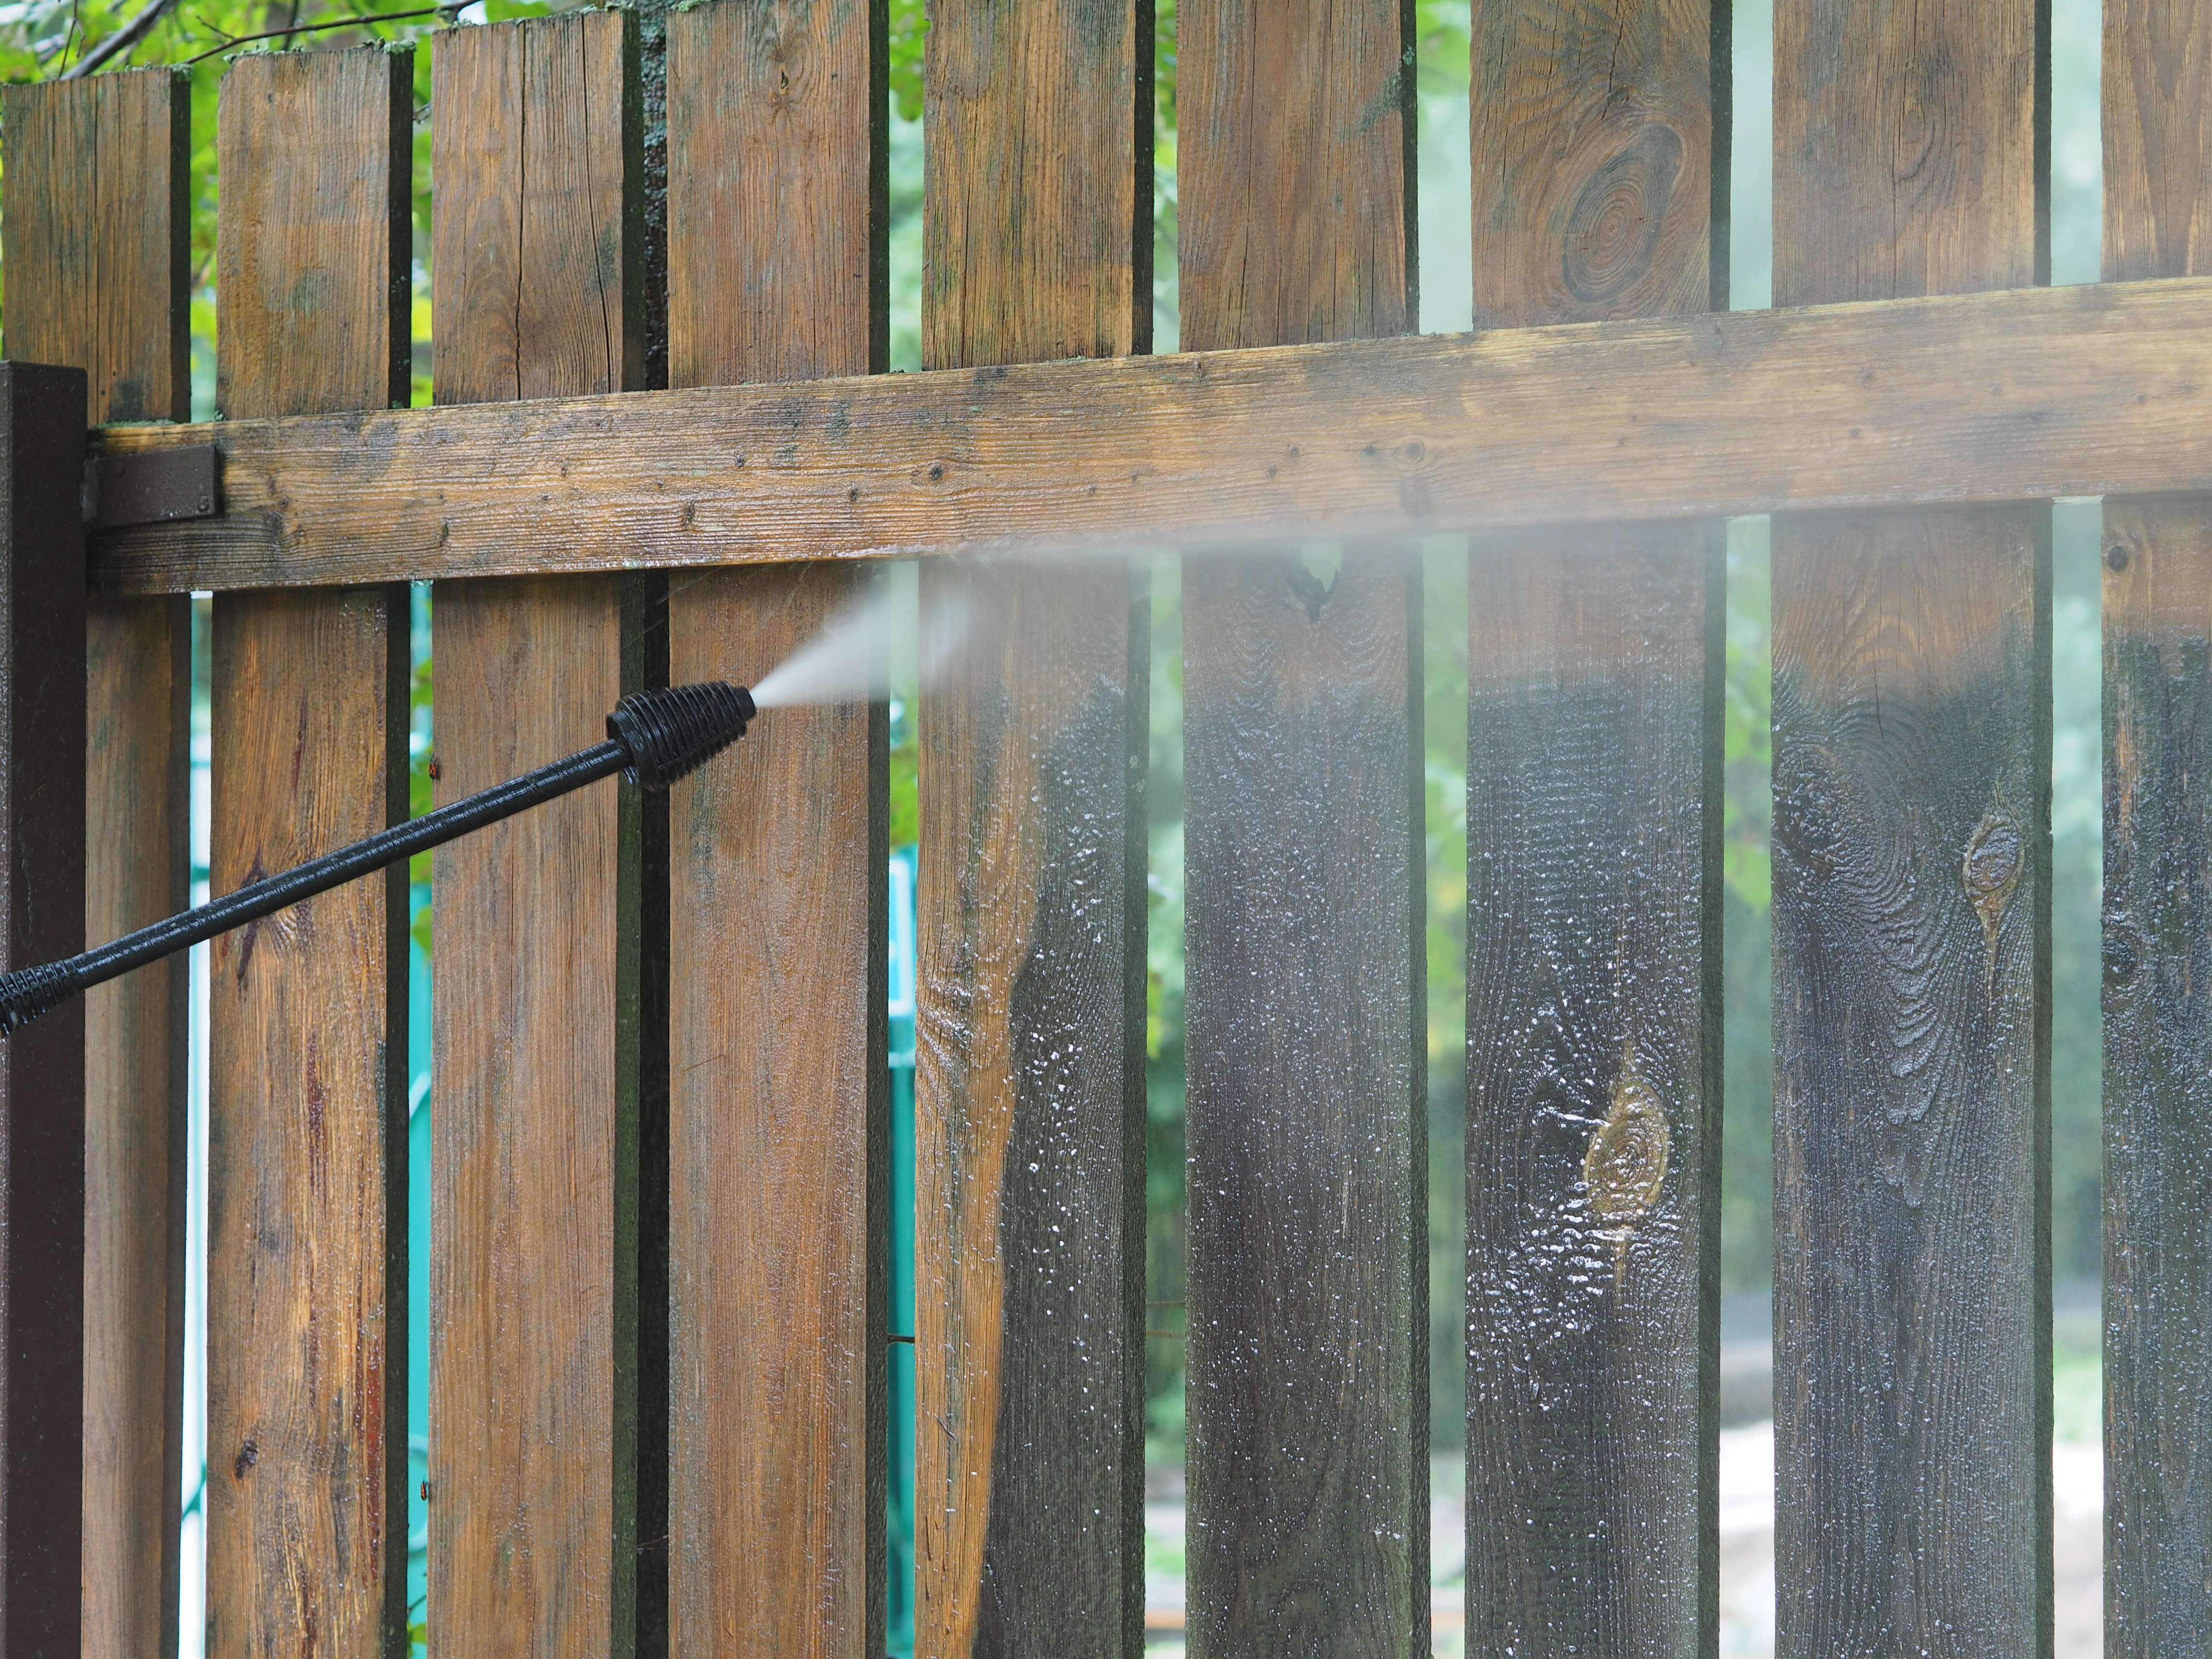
(2100, 7, 2212, 1653)
(1177, 0, 1423, 1646)
(662, 2, 887, 1653)
(425, 17, 645, 1659)
(204, 46, 412, 1659)
(1770, 6, 2051, 1655)
(914, 1, 1149, 1648)
(0, 360, 90, 1659)
(1461, 7, 1723, 1657)
(84, 274, 2212, 596)
(0, 67, 192, 1659)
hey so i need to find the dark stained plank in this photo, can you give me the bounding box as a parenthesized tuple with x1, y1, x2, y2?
(1469, 0, 1726, 326)
(89, 274, 2212, 595)
(2101, 7, 2212, 1653)
(0, 70, 190, 422)
(423, 18, 645, 1658)
(0, 360, 90, 1659)
(1770, 8, 2052, 1657)
(0, 67, 192, 1659)
(204, 45, 412, 1659)
(1461, 7, 1725, 1657)
(662, 3, 888, 1652)
(1464, 528, 1722, 1659)
(916, 14, 1149, 1647)
(1175, 0, 1422, 1648)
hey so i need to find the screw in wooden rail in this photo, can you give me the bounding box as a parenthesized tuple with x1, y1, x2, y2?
(1584, 1036, 1671, 1293)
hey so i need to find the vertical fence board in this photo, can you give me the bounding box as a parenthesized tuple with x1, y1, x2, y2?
(2101, 6, 2212, 1652)
(206, 47, 412, 1659)
(0, 67, 192, 1659)
(662, 2, 887, 1655)
(1770, 6, 2051, 1654)
(916, 0, 1150, 1649)
(1462, 7, 1724, 1657)
(425, 17, 644, 1659)
(1176, 0, 1422, 1653)
(0, 360, 89, 1659)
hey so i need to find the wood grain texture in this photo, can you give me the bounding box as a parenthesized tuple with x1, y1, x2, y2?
(1461, 9, 1723, 1658)
(1470, 0, 1727, 326)
(1770, 8, 2052, 1656)
(2101, 501, 2212, 1659)
(1177, 0, 1422, 1645)
(428, 580, 632, 1659)
(432, 11, 642, 403)
(921, 0, 1149, 368)
(667, 0, 888, 386)
(1178, 0, 1412, 347)
(1178, 551, 1426, 1658)
(915, 6, 1148, 1651)
(0, 70, 190, 422)
(0, 361, 90, 1659)
(1769, 508, 2050, 1658)
(664, 6, 887, 1651)
(2104, 0, 2212, 285)
(0, 68, 192, 1659)
(425, 19, 645, 1657)
(1772, 0, 2046, 306)
(205, 46, 412, 1659)
(2101, 10, 2212, 1653)
(216, 48, 411, 420)
(87, 275, 2212, 595)
(667, 565, 886, 1659)
(1463, 530, 1720, 1659)
(915, 558, 1146, 1659)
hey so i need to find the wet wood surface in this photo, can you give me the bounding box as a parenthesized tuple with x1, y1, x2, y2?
(1771, 12, 2050, 1649)
(915, 5, 1150, 1645)
(663, 1, 888, 1651)
(1177, 0, 1425, 1644)
(427, 17, 644, 1657)
(204, 46, 412, 1659)
(0, 361, 90, 1659)
(1464, 528, 1721, 1659)
(1462, 7, 1724, 1656)
(85, 275, 2212, 595)
(2101, 5, 2212, 1653)
(0, 68, 192, 1659)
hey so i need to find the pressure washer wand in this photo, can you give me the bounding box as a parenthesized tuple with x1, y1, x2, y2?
(0, 681, 756, 1038)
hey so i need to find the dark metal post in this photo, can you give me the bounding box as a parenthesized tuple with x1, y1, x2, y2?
(0, 362, 88, 1658)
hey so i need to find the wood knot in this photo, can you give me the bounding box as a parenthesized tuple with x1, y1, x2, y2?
(1562, 124, 1683, 305)
(1585, 1041, 1669, 1292)
(234, 1439, 258, 1480)
(1965, 813, 2023, 987)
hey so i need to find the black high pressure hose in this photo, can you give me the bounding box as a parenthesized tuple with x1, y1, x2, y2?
(0, 681, 756, 1038)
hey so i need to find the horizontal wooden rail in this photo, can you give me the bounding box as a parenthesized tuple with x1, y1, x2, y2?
(89, 273, 2212, 594)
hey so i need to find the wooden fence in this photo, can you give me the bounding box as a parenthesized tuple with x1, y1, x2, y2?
(1, 1, 2211, 1656)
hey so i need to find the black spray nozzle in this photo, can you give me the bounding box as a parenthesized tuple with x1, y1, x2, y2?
(0, 680, 757, 1037)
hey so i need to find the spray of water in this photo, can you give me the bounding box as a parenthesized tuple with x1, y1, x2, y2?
(748, 579, 972, 709)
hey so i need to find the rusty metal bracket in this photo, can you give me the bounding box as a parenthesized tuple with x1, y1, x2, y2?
(84, 443, 217, 530)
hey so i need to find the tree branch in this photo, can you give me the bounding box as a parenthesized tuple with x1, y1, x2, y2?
(59, 0, 179, 79)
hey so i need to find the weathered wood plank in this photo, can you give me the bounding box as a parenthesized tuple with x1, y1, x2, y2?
(204, 46, 412, 1659)
(84, 275, 2212, 595)
(426, 18, 644, 1659)
(1462, 7, 1723, 1657)
(2101, 7, 2212, 1654)
(0, 360, 90, 1659)
(915, 3, 1149, 1647)
(0, 67, 192, 1659)
(1177, 0, 1423, 1646)
(663, 2, 887, 1652)
(1771, 7, 2050, 1653)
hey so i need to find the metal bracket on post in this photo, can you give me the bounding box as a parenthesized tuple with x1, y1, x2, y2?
(0, 360, 89, 1658)
(85, 442, 219, 530)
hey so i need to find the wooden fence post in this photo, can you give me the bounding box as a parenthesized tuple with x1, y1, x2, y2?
(0, 359, 90, 1659)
